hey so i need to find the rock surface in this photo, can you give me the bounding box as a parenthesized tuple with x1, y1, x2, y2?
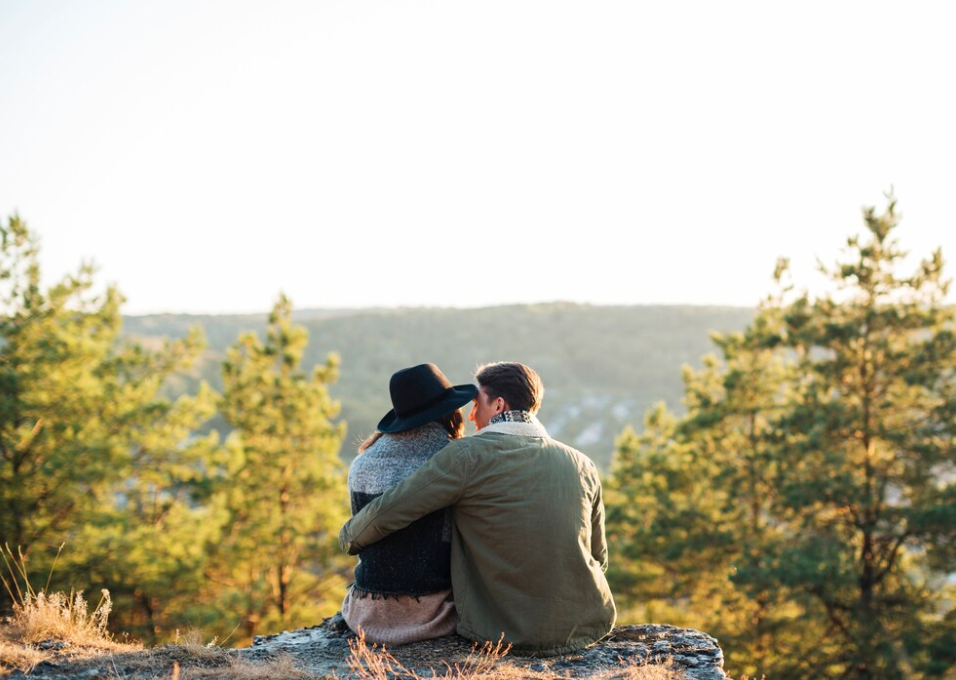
(245, 620, 728, 680)
(4, 621, 727, 679)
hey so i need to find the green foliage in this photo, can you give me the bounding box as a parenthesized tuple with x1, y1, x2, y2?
(206, 294, 349, 641)
(608, 196, 956, 679)
(1, 217, 352, 645)
(1, 215, 127, 554)
(0, 215, 222, 642)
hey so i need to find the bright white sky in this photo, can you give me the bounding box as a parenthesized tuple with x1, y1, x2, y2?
(1, 1, 954, 314)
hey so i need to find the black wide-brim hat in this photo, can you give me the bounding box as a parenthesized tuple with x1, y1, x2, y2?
(377, 363, 478, 433)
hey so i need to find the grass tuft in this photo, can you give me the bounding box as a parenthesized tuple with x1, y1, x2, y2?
(605, 657, 681, 680)
(10, 588, 115, 647)
(171, 628, 227, 662)
(0, 639, 48, 675)
(348, 632, 510, 680)
(346, 633, 678, 680)
(179, 653, 315, 679)
(0, 545, 140, 675)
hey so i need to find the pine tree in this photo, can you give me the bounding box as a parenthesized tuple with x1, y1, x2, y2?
(1, 215, 128, 556)
(0, 215, 221, 640)
(770, 197, 956, 678)
(209, 294, 349, 641)
(71, 377, 225, 643)
(607, 196, 956, 679)
(607, 311, 829, 678)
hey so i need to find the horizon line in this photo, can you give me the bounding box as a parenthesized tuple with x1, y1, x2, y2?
(122, 300, 758, 318)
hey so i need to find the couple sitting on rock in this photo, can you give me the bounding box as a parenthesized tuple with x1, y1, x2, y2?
(338, 362, 617, 657)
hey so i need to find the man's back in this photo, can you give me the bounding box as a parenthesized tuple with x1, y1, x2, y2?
(448, 431, 615, 654)
(340, 423, 616, 656)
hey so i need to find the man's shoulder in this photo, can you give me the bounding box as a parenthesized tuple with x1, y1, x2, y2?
(432, 436, 474, 460)
(543, 437, 600, 472)
(470, 431, 598, 468)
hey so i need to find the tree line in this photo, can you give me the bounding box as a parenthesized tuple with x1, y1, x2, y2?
(121, 300, 755, 471)
(2, 198, 955, 678)
(0, 216, 347, 644)
(604, 197, 956, 679)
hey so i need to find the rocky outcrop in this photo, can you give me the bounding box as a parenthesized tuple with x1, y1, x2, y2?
(246, 621, 728, 680)
(4, 621, 727, 679)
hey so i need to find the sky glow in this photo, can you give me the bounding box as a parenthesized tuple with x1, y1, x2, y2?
(1, 1, 955, 314)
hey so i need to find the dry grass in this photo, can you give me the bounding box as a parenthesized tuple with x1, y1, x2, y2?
(3, 622, 685, 680)
(348, 632, 511, 680)
(1, 544, 126, 647)
(0, 543, 687, 680)
(0, 545, 140, 675)
(9, 588, 118, 647)
(178, 653, 316, 679)
(0, 638, 48, 675)
(347, 633, 680, 680)
(171, 628, 228, 662)
(109, 632, 318, 680)
(600, 657, 681, 680)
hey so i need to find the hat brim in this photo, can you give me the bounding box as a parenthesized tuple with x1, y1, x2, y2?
(377, 384, 478, 433)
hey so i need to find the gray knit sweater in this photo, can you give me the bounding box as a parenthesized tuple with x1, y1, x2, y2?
(348, 422, 453, 595)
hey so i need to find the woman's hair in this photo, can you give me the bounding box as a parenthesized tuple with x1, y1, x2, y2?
(357, 408, 465, 454)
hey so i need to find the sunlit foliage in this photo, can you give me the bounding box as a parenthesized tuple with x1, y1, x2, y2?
(608, 196, 956, 679)
(207, 295, 349, 640)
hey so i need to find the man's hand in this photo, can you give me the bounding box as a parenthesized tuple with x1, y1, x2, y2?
(339, 520, 360, 555)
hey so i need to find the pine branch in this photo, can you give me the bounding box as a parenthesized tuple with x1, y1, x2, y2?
(873, 532, 909, 586)
(811, 586, 855, 645)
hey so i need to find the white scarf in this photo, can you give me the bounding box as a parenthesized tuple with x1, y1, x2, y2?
(475, 410, 549, 438)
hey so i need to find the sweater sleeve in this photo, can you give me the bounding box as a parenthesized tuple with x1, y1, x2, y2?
(339, 440, 470, 555)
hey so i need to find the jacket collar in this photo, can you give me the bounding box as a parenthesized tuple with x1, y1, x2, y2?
(476, 411, 549, 438)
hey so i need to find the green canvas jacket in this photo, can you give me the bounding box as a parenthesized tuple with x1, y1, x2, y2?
(339, 425, 616, 656)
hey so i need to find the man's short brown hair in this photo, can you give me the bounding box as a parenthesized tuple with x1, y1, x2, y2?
(475, 362, 544, 414)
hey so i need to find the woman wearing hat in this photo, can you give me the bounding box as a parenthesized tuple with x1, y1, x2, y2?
(340, 363, 477, 644)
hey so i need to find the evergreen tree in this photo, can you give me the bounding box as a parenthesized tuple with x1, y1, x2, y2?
(607, 315, 828, 678)
(209, 294, 348, 641)
(72, 378, 225, 643)
(1, 215, 128, 556)
(607, 196, 956, 679)
(0, 215, 221, 640)
(770, 197, 956, 678)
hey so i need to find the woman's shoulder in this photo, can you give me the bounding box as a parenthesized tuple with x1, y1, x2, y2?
(350, 423, 455, 492)
(353, 423, 449, 465)
(379, 423, 449, 451)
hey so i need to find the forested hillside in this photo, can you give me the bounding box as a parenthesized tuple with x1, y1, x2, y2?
(6, 196, 953, 678)
(123, 304, 754, 468)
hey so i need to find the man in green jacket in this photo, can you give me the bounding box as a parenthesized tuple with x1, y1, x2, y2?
(339, 362, 616, 656)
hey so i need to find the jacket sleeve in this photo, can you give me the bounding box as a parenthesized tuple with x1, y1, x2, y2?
(339, 441, 470, 555)
(590, 475, 609, 572)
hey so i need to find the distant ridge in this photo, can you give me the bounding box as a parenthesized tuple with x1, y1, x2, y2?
(123, 303, 755, 468)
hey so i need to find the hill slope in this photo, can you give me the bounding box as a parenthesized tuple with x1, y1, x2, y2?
(123, 303, 754, 469)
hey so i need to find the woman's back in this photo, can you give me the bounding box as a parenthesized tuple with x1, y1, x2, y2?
(348, 421, 452, 595)
(340, 362, 475, 644)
